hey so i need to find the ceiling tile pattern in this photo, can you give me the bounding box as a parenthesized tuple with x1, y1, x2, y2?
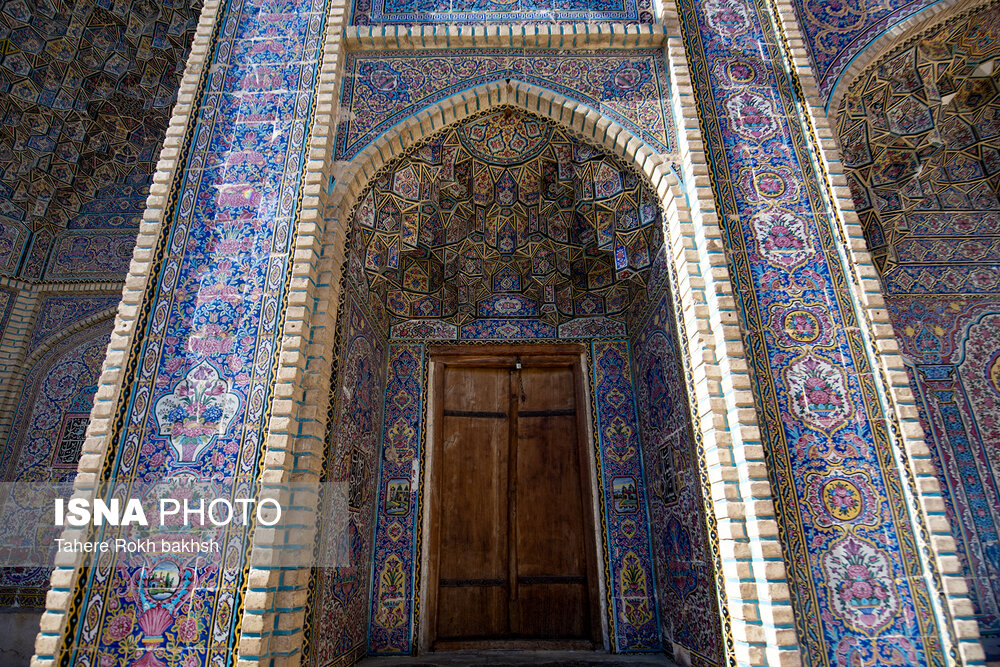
(349, 107, 665, 333)
(839, 3, 1000, 295)
(0, 0, 200, 277)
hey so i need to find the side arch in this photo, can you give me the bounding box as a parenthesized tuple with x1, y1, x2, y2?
(20, 305, 120, 373)
(0, 314, 116, 482)
(0, 316, 114, 610)
(824, 0, 996, 114)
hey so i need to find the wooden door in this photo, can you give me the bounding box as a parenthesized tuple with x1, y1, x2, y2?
(430, 347, 597, 648)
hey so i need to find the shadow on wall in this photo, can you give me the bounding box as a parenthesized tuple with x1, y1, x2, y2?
(0, 610, 42, 666)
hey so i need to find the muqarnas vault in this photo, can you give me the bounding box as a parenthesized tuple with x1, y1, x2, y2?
(0, 0, 998, 666)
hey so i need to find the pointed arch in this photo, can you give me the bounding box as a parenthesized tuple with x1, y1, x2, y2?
(328, 80, 682, 223)
(825, 0, 996, 114)
(279, 75, 790, 666)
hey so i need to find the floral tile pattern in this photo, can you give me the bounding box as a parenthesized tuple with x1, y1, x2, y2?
(886, 297, 1000, 656)
(631, 283, 723, 665)
(52, 0, 329, 663)
(311, 294, 387, 666)
(792, 0, 940, 101)
(680, 0, 947, 663)
(26, 293, 122, 354)
(337, 51, 674, 161)
(350, 0, 652, 25)
(0, 321, 113, 607)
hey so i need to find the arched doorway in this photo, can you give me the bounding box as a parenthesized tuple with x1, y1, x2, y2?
(307, 107, 725, 665)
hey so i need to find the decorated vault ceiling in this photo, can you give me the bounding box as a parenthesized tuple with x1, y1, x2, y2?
(794, 0, 945, 101)
(348, 108, 665, 333)
(838, 2, 1000, 295)
(0, 0, 201, 279)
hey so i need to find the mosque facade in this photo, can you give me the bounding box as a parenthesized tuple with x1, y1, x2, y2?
(0, 0, 998, 666)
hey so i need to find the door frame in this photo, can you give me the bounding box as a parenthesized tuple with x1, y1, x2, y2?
(418, 343, 608, 652)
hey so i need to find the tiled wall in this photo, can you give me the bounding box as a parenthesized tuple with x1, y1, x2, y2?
(679, 0, 976, 661)
(310, 291, 388, 666)
(37, 0, 332, 663)
(19, 0, 989, 662)
(0, 320, 113, 607)
(349, 0, 654, 25)
(631, 282, 723, 666)
(838, 4, 1000, 657)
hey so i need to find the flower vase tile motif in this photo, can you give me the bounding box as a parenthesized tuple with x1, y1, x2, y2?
(591, 339, 661, 651)
(350, 0, 653, 25)
(681, 0, 946, 664)
(55, 0, 329, 663)
(153, 361, 240, 464)
(336, 51, 674, 163)
(368, 342, 424, 655)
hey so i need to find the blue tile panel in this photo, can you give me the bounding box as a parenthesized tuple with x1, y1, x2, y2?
(51, 0, 328, 663)
(350, 0, 653, 25)
(792, 0, 941, 101)
(679, 0, 951, 663)
(0, 323, 113, 608)
(631, 284, 724, 664)
(311, 294, 388, 665)
(336, 50, 674, 161)
(887, 297, 1000, 659)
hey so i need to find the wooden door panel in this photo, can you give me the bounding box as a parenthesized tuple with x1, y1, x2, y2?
(437, 585, 508, 639)
(431, 349, 596, 647)
(512, 366, 588, 638)
(512, 582, 589, 638)
(437, 366, 509, 640)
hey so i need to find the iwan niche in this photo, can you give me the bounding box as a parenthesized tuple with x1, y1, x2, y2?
(308, 108, 726, 667)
